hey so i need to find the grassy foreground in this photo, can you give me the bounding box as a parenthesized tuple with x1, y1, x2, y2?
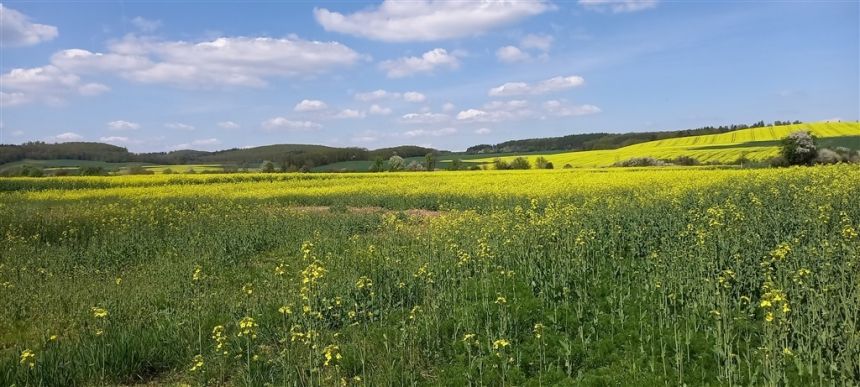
(1, 166, 859, 385)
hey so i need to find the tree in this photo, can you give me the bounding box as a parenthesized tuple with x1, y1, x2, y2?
(780, 131, 818, 165)
(535, 156, 550, 169)
(424, 153, 436, 171)
(449, 159, 464, 171)
(260, 160, 275, 173)
(369, 157, 385, 172)
(388, 155, 405, 171)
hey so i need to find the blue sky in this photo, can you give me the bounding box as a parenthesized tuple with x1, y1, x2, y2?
(1, 0, 858, 152)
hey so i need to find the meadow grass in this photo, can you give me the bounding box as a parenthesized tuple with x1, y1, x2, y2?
(1, 165, 858, 385)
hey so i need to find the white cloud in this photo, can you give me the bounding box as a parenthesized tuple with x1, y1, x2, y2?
(520, 34, 553, 51)
(475, 128, 492, 134)
(400, 112, 449, 124)
(442, 102, 455, 112)
(489, 75, 585, 96)
(51, 35, 361, 88)
(165, 122, 195, 130)
(130, 16, 162, 32)
(295, 99, 328, 112)
(262, 117, 322, 131)
(457, 100, 535, 122)
(457, 109, 490, 121)
(107, 120, 140, 131)
(54, 132, 83, 141)
(369, 104, 392, 115)
(379, 48, 460, 78)
(0, 4, 58, 46)
(171, 138, 221, 150)
(355, 89, 399, 101)
(334, 109, 366, 119)
(314, 0, 551, 42)
(0, 65, 108, 106)
(579, 0, 658, 13)
(496, 46, 530, 63)
(403, 91, 427, 103)
(402, 127, 457, 137)
(484, 100, 529, 110)
(99, 136, 140, 144)
(218, 121, 240, 129)
(543, 100, 602, 116)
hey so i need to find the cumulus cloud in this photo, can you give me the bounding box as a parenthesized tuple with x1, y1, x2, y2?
(100, 136, 132, 143)
(262, 117, 322, 131)
(171, 138, 221, 150)
(49, 35, 361, 88)
(488, 75, 584, 96)
(130, 16, 162, 32)
(54, 132, 83, 141)
(369, 104, 392, 115)
(403, 91, 427, 103)
(0, 65, 109, 106)
(379, 48, 461, 78)
(496, 46, 530, 63)
(579, 0, 658, 13)
(314, 0, 551, 42)
(457, 100, 534, 122)
(520, 34, 553, 51)
(442, 102, 456, 112)
(218, 121, 240, 129)
(334, 109, 366, 119)
(165, 122, 195, 130)
(402, 127, 457, 137)
(294, 99, 328, 112)
(107, 120, 140, 131)
(543, 100, 602, 116)
(400, 112, 449, 124)
(355, 89, 398, 101)
(0, 4, 58, 46)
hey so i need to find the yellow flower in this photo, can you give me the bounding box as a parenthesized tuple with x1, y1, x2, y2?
(492, 339, 511, 350)
(278, 305, 293, 315)
(237, 316, 258, 339)
(115, 277, 122, 285)
(495, 294, 507, 305)
(91, 306, 109, 319)
(211, 325, 227, 350)
(765, 312, 774, 323)
(274, 263, 286, 276)
(19, 349, 35, 368)
(355, 276, 373, 290)
(241, 283, 253, 296)
(189, 354, 204, 372)
(322, 344, 342, 366)
(759, 300, 772, 308)
(462, 333, 476, 342)
(533, 323, 545, 339)
(192, 265, 203, 281)
(409, 306, 422, 320)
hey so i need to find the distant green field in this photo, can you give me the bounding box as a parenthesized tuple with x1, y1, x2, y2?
(470, 122, 860, 167)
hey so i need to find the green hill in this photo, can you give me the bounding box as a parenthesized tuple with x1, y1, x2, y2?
(468, 122, 860, 167)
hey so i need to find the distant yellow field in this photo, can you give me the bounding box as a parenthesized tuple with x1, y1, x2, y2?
(469, 121, 860, 167)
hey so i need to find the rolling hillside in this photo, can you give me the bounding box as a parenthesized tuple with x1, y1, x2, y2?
(467, 121, 860, 167)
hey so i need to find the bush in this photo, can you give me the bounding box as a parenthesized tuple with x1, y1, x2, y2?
(562, 163, 573, 169)
(544, 162, 554, 169)
(127, 166, 154, 175)
(79, 166, 106, 176)
(493, 158, 510, 170)
(535, 156, 550, 169)
(780, 131, 818, 165)
(508, 157, 531, 170)
(260, 161, 275, 173)
(448, 159, 464, 171)
(388, 155, 405, 171)
(669, 156, 700, 166)
(405, 161, 425, 171)
(613, 157, 667, 167)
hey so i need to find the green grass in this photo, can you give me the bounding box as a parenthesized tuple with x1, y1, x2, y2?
(1, 166, 858, 385)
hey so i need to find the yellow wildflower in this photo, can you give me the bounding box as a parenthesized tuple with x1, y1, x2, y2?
(19, 349, 35, 368)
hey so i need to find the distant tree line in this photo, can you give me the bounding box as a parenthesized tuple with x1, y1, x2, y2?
(0, 141, 440, 171)
(466, 120, 803, 154)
